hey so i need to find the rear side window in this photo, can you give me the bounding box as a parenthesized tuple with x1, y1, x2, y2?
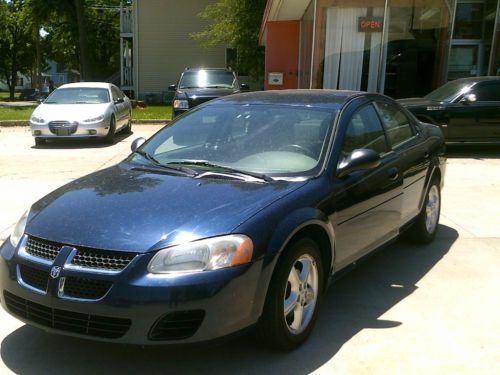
(375, 102, 414, 148)
(342, 105, 388, 155)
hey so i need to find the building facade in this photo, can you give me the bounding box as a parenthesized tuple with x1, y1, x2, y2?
(260, 0, 500, 97)
(120, 0, 228, 101)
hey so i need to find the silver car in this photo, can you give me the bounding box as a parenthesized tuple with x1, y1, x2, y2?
(29, 82, 132, 146)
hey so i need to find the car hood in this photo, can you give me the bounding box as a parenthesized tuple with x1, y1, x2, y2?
(397, 97, 443, 108)
(176, 87, 236, 99)
(33, 103, 109, 122)
(26, 163, 307, 253)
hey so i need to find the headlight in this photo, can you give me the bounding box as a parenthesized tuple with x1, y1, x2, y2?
(148, 235, 253, 274)
(10, 210, 29, 248)
(30, 116, 45, 124)
(83, 115, 105, 123)
(173, 99, 189, 109)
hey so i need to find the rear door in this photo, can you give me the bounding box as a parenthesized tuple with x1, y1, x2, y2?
(332, 101, 403, 267)
(374, 101, 430, 224)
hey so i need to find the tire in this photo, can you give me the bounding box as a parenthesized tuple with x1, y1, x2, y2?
(123, 116, 132, 134)
(104, 116, 116, 144)
(406, 178, 441, 243)
(34, 137, 45, 146)
(256, 238, 324, 350)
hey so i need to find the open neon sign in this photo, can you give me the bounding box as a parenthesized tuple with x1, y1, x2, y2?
(358, 17, 384, 32)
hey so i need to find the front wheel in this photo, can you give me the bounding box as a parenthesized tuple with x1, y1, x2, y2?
(256, 238, 323, 350)
(34, 137, 45, 146)
(406, 178, 441, 243)
(104, 116, 116, 144)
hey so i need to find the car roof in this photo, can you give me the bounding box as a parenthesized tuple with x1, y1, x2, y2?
(450, 76, 500, 84)
(209, 89, 373, 109)
(183, 68, 233, 72)
(57, 82, 112, 89)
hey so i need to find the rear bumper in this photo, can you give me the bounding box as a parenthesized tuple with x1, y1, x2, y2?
(0, 237, 263, 345)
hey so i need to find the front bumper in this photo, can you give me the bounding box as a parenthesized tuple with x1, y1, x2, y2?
(0, 235, 263, 345)
(30, 120, 110, 139)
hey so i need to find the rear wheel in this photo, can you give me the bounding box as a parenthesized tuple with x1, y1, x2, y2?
(104, 116, 116, 144)
(406, 178, 441, 243)
(256, 238, 323, 350)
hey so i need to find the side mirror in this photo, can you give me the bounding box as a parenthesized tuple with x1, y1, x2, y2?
(37, 98, 45, 104)
(240, 83, 250, 91)
(168, 84, 177, 92)
(131, 137, 146, 152)
(114, 97, 124, 104)
(337, 149, 381, 178)
(461, 94, 477, 104)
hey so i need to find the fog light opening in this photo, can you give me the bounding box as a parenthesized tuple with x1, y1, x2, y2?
(34, 130, 41, 135)
(88, 129, 97, 135)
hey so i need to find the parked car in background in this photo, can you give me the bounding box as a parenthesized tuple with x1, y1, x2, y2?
(1, 90, 445, 350)
(169, 68, 249, 117)
(29, 82, 132, 146)
(398, 77, 500, 143)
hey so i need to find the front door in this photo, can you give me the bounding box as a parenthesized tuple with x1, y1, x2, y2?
(331, 101, 403, 268)
(447, 81, 500, 140)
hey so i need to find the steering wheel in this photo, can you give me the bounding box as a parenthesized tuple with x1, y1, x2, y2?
(278, 144, 316, 158)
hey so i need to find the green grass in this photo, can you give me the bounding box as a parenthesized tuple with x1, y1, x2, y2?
(132, 104, 172, 121)
(0, 106, 36, 121)
(0, 104, 172, 121)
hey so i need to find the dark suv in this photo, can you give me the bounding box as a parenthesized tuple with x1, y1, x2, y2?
(169, 68, 248, 117)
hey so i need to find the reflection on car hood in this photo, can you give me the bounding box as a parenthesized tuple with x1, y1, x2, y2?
(177, 87, 236, 99)
(32, 103, 110, 122)
(26, 163, 307, 253)
(397, 97, 443, 108)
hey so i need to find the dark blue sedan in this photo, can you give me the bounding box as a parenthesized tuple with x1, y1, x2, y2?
(0, 90, 446, 350)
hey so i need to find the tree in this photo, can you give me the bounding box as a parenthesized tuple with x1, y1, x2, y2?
(191, 0, 267, 81)
(0, 0, 37, 99)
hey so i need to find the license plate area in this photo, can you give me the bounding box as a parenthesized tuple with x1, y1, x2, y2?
(56, 128, 71, 136)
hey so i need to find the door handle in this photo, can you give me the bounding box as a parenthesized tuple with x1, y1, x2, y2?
(387, 167, 399, 181)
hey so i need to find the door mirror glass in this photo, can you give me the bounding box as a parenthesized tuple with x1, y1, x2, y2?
(461, 94, 477, 104)
(168, 84, 177, 91)
(131, 137, 146, 152)
(337, 148, 381, 178)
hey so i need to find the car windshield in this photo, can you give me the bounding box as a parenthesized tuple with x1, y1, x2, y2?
(424, 80, 473, 102)
(179, 70, 236, 89)
(134, 104, 336, 178)
(45, 87, 110, 104)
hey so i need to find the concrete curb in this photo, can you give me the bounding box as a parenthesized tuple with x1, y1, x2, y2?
(0, 119, 170, 127)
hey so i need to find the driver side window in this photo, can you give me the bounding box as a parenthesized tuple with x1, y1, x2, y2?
(342, 105, 388, 155)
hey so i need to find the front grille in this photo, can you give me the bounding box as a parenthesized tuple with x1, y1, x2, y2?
(25, 237, 61, 261)
(48, 121, 77, 135)
(62, 277, 112, 300)
(189, 97, 216, 108)
(3, 291, 131, 339)
(149, 310, 205, 341)
(19, 265, 49, 292)
(71, 249, 135, 271)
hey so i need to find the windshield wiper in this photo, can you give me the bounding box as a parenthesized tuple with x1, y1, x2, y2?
(167, 160, 274, 182)
(134, 150, 198, 176)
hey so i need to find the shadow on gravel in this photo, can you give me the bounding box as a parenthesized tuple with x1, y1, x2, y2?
(1, 225, 458, 375)
(446, 144, 500, 159)
(30, 131, 134, 150)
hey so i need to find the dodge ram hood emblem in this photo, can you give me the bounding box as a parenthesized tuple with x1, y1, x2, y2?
(50, 266, 61, 279)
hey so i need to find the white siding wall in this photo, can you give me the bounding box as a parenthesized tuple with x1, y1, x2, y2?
(136, 0, 226, 99)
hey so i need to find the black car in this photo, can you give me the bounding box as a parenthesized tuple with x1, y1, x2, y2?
(169, 68, 249, 117)
(398, 77, 500, 144)
(1, 90, 445, 350)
